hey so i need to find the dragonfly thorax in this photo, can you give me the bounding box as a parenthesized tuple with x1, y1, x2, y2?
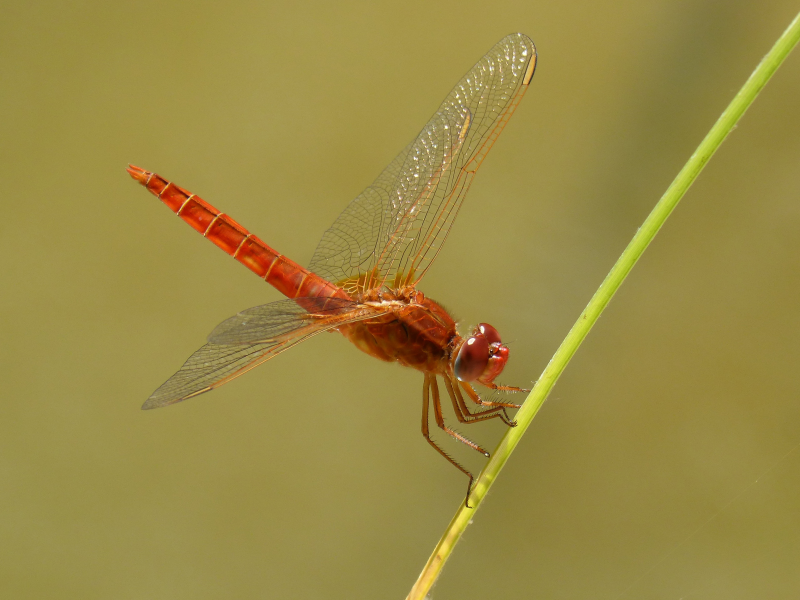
(337, 287, 459, 375)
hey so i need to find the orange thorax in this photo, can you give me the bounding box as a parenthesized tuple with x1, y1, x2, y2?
(337, 288, 459, 375)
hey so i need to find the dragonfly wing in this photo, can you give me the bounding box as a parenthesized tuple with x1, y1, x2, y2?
(308, 141, 413, 292)
(143, 298, 386, 409)
(207, 297, 359, 344)
(308, 34, 536, 294)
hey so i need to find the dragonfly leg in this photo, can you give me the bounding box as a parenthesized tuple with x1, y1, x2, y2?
(485, 382, 531, 394)
(430, 376, 490, 456)
(422, 374, 475, 508)
(460, 381, 521, 422)
(443, 375, 512, 427)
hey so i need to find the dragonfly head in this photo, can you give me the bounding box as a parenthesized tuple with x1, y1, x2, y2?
(454, 323, 509, 385)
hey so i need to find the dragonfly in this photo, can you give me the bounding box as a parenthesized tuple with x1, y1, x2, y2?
(129, 33, 537, 504)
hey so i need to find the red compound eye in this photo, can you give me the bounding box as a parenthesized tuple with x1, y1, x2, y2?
(454, 335, 490, 382)
(478, 323, 502, 345)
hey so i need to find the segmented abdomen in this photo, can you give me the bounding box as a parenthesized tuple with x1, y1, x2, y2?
(127, 165, 350, 302)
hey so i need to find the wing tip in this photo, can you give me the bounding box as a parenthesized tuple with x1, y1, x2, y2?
(500, 33, 537, 86)
(512, 33, 537, 86)
(141, 396, 167, 410)
(141, 398, 160, 410)
(141, 386, 211, 410)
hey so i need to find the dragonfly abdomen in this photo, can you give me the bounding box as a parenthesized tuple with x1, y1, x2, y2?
(127, 165, 349, 302)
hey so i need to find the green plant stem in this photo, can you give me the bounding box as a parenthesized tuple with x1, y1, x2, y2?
(407, 11, 800, 600)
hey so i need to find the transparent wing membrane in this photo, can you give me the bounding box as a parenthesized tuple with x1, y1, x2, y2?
(208, 297, 357, 344)
(143, 298, 385, 409)
(308, 33, 536, 294)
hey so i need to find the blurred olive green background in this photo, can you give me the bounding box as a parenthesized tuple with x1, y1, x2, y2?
(2, 1, 799, 598)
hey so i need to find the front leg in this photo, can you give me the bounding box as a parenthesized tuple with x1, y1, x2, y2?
(445, 376, 516, 427)
(484, 382, 531, 394)
(461, 380, 524, 410)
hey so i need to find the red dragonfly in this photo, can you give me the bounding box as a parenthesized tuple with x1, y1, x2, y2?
(129, 34, 536, 503)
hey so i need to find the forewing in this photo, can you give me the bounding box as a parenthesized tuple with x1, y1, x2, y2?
(143, 298, 383, 409)
(308, 34, 536, 294)
(307, 141, 413, 293)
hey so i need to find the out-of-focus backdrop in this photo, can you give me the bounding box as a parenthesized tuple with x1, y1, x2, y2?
(1, 1, 799, 598)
